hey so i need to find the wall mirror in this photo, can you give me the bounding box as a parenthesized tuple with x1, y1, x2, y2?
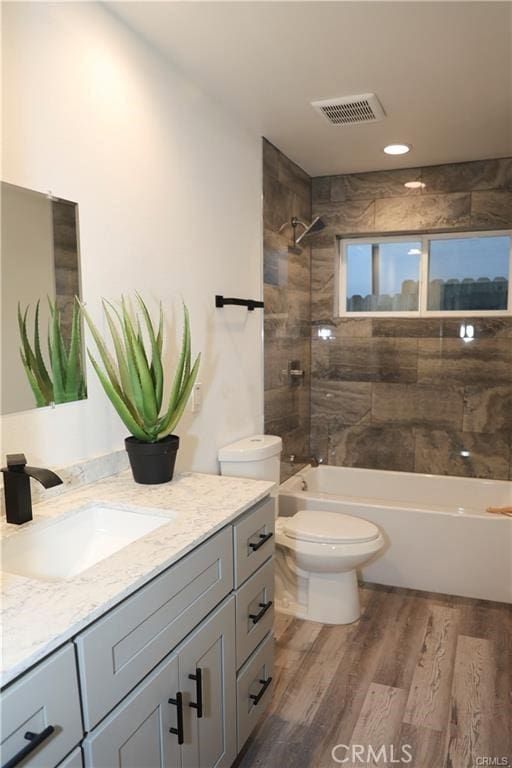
(1, 182, 86, 414)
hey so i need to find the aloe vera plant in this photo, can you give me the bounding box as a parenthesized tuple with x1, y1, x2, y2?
(82, 296, 200, 443)
(18, 298, 87, 407)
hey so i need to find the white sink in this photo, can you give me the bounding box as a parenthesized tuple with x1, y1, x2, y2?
(1, 505, 172, 582)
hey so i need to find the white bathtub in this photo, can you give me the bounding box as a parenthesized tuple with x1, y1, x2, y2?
(279, 465, 512, 603)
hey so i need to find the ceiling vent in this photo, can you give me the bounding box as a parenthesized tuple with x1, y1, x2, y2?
(311, 93, 385, 126)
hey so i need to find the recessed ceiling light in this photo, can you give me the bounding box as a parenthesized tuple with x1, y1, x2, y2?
(404, 180, 425, 189)
(383, 143, 411, 156)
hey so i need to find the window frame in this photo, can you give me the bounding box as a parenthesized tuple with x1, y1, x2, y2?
(338, 229, 512, 318)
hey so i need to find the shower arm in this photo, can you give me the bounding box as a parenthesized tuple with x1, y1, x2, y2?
(278, 217, 307, 245)
(292, 219, 309, 245)
(291, 217, 308, 245)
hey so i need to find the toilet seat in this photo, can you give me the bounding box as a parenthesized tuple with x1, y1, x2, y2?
(282, 510, 379, 545)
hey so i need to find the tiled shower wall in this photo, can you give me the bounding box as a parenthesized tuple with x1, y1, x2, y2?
(309, 158, 512, 480)
(53, 200, 80, 341)
(263, 139, 311, 479)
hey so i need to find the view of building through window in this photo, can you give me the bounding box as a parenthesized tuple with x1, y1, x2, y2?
(342, 232, 511, 315)
(346, 241, 421, 311)
(428, 236, 509, 311)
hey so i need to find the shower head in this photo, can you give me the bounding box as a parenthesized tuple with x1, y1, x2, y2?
(278, 215, 326, 248)
(294, 215, 326, 244)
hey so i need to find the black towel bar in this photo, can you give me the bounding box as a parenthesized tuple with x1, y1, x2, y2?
(215, 295, 264, 311)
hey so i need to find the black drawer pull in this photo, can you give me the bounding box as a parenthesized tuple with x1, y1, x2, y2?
(249, 600, 273, 625)
(188, 667, 203, 718)
(249, 677, 273, 706)
(248, 531, 273, 552)
(169, 691, 184, 744)
(2, 725, 55, 768)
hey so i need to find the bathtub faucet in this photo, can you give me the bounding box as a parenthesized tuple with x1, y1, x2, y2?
(288, 453, 322, 468)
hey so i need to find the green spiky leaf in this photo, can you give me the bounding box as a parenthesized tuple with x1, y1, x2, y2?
(159, 353, 200, 438)
(88, 350, 147, 439)
(19, 349, 47, 407)
(136, 294, 164, 414)
(121, 298, 157, 427)
(18, 299, 86, 407)
(82, 296, 200, 444)
(102, 300, 138, 418)
(49, 301, 66, 403)
(33, 300, 53, 396)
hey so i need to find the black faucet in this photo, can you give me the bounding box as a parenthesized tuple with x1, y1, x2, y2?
(1, 454, 63, 525)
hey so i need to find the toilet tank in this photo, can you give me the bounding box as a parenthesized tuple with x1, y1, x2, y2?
(218, 435, 282, 484)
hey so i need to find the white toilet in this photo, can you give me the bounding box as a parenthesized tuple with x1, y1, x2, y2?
(275, 511, 383, 624)
(218, 435, 384, 625)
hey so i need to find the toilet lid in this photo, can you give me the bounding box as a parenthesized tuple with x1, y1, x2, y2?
(283, 510, 379, 544)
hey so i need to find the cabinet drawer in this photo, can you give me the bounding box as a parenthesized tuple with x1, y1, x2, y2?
(233, 497, 275, 587)
(76, 526, 233, 730)
(58, 747, 83, 768)
(236, 632, 274, 752)
(235, 559, 274, 669)
(1, 645, 83, 768)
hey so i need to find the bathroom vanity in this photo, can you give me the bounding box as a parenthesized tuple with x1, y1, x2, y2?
(0, 472, 276, 768)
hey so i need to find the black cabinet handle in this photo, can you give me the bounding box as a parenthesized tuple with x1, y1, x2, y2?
(2, 725, 55, 768)
(188, 667, 203, 718)
(169, 691, 184, 744)
(248, 531, 273, 552)
(249, 601, 273, 625)
(249, 677, 273, 706)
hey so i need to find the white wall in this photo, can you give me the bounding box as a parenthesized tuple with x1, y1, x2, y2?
(1, 2, 264, 472)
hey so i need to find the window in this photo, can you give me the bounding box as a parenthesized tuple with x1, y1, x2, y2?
(345, 239, 421, 312)
(339, 231, 512, 316)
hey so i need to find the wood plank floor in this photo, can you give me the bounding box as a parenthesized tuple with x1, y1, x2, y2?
(236, 583, 512, 768)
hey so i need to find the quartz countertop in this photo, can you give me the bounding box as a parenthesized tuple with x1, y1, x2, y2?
(0, 471, 274, 687)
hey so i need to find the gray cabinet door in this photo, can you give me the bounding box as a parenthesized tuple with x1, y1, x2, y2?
(178, 597, 236, 768)
(83, 652, 181, 768)
(77, 527, 233, 730)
